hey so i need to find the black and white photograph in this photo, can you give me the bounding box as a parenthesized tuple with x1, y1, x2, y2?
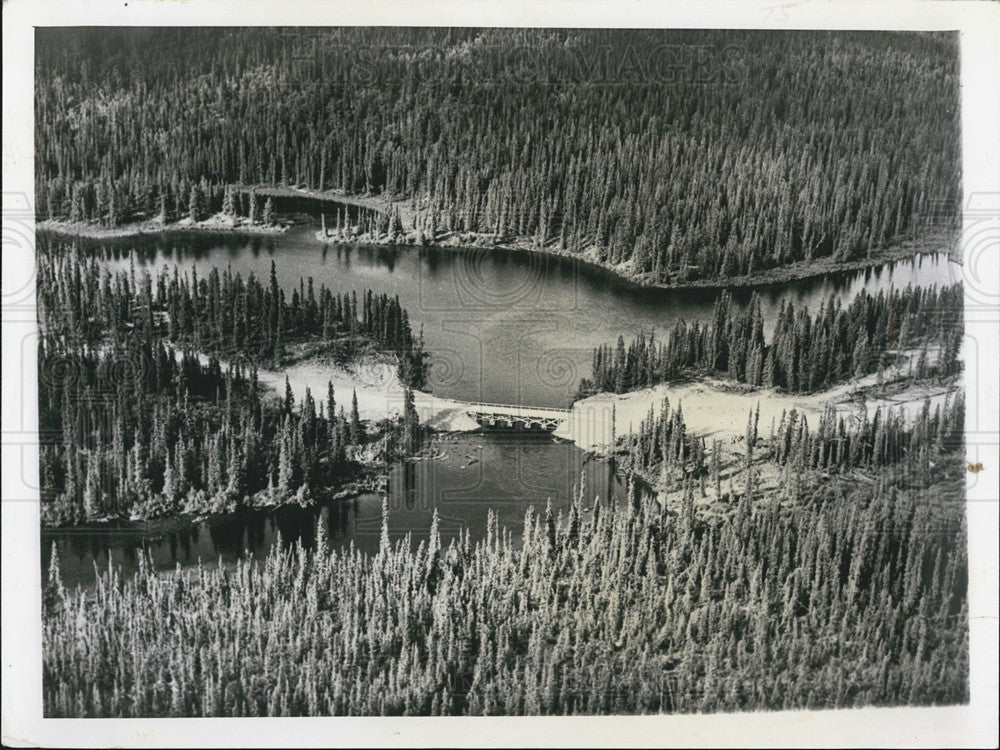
(2, 1, 998, 747)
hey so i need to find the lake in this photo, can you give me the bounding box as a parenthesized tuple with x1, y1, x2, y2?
(88, 225, 959, 409)
(40, 225, 960, 588)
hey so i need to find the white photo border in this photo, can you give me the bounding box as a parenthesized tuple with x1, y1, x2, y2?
(3, 1, 997, 747)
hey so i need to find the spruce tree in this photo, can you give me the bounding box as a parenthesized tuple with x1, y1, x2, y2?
(402, 386, 421, 454)
(189, 183, 206, 223)
(248, 189, 258, 224)
(349, 389, 362, 445)
(222, 185, 236, 217)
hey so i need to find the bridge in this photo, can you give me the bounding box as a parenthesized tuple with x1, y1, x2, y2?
(465, 402, 571, 432)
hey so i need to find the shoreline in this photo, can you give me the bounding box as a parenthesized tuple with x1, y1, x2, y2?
(39, 349, 479, 531)
(40, 350, 960, 532)
(41, 475, 382, 537)
(249, 348, 482, 433)
(290, 181, 958, 289)
(38, 182, 957, 290)
(37, 214, 289, 240)
(559, 353, 961, 455)
(318, 227, 956, 292)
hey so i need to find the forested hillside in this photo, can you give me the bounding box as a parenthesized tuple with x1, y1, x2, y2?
(43, 395, 968, 716)
(37, 237, 427, 525)
(35, 28, 960, 283)
(579, 282, 964, 397)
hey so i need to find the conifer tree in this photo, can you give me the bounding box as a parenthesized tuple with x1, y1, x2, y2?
(189, 183, 206, 223)
(402, 386, 421, 454)
(248, 189, 258, 224)
(222, 185, 236, 217)
(349, 389, 363, 445)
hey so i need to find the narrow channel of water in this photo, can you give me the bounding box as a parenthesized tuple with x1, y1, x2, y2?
(43, 433, 630, 589)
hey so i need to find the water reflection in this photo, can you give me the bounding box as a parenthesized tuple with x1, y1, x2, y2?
(38, 226, 960, 587)
(41, 226, 959, 408)
(43, 434, 627, 589)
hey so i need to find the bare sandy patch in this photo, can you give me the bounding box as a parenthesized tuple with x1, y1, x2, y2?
(255, 357, 480, 433)
(559, 365, 959, 453)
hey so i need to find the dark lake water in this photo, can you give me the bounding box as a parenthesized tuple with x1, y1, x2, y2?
(89, 225, 960, 409)
(43, 433, 629, 589)
(40, 225, 960, 588)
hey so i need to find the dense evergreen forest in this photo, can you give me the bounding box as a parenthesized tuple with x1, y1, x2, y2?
(35, 27, 969, 720)
(579, 283, 963, 397)
(37, 237, 427, 525)
(43, 393, 968, 716)
(35, 28, 960, 283)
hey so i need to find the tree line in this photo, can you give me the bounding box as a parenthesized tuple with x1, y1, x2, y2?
(35, 28, 960, 283)
(37, 239, 428, 525)
(42, 389, 968, 715)
(38, 235, 429, 387)
(580, 282, 963, 397)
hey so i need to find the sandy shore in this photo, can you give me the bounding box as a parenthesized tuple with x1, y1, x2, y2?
(258, 344, 957, 453)
(556, 351, 959, 452)
(264, 347, 958, 460)
(253, 356, 480, 433)
(38, 214, 288, 240)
